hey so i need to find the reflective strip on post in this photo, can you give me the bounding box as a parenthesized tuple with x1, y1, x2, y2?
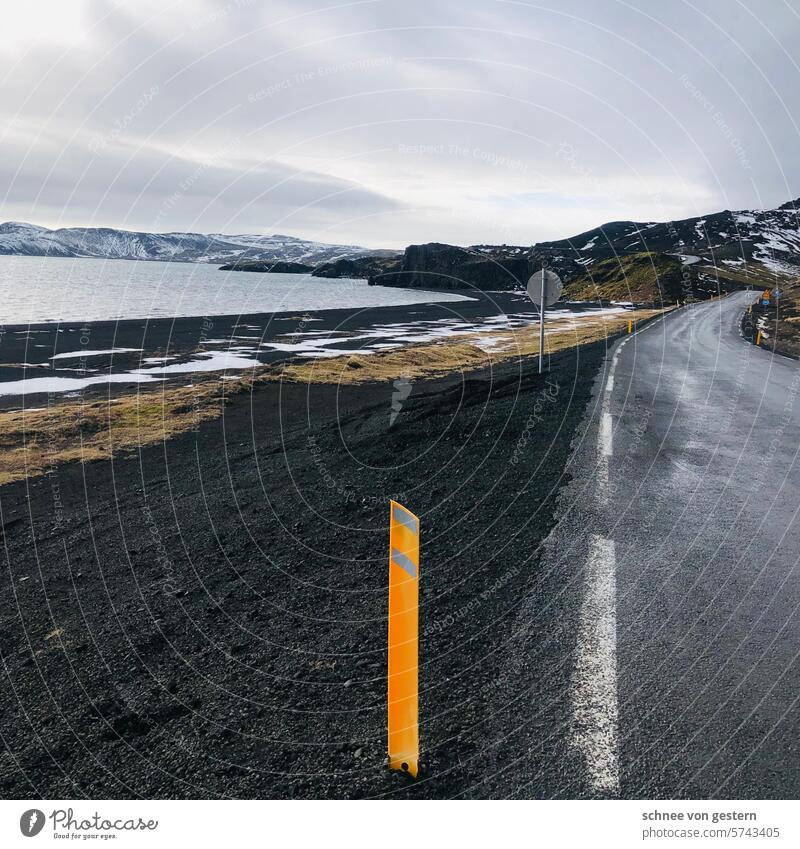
(388, 500, 420, 778)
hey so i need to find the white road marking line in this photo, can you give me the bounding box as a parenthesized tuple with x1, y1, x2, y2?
(597, 344, 619, 505)
(571, 332, 627, 792)
(571, 534, 619, 795)
(599, 412, 613, 457)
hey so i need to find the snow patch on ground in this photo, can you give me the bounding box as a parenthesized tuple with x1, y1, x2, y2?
(0, 372, 162, 397)
(50, 347, 142, 360)
(0, 307, 633, 396)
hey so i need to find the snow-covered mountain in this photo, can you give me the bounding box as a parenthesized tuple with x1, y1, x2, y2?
(527, 197, 800, 279)
(0, 221, 394, 265)
(4, 197, 799, 282)
(371, 198, 800, 293)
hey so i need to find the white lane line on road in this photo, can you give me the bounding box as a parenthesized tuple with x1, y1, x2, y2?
(579, 310, 675, 790)
(600, 412, 614, 457)
(571, 534, 619, 796)
(572, 332, 630, 793)
(597, 340, 624, 504)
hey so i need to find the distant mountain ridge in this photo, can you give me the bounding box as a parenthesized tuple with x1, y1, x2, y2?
(371, 197, 800, 296)
(3, 197, 799, 296)
(528, 196, 800, 279)
(0, 221, 395, 266)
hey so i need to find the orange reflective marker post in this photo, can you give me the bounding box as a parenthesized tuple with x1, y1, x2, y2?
(387, 500, 420, 778)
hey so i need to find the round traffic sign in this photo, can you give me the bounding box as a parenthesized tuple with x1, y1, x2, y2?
(527, 269, 563, 308)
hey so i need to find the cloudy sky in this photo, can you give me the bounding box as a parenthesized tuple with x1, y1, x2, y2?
(2, 0, 799, 248)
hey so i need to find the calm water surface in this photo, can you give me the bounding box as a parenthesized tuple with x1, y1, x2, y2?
(0, 255, 472, 324)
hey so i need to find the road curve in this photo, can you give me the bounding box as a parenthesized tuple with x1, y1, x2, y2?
(591, 291, 800, 798)
(498, 291, 800, 799)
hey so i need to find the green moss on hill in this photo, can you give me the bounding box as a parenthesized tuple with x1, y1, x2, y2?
(563, 252, 689, 304)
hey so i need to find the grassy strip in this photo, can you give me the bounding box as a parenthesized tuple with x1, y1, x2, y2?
(0, 308, 665, 486)
(0, 383, 227, 486)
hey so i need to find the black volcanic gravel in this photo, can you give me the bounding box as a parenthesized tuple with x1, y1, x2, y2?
(0, 335, 613, 799)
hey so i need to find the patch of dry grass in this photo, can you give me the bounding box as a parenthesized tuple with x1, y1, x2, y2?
(0, 308, 666, 485)
(0, 382, 229, 486)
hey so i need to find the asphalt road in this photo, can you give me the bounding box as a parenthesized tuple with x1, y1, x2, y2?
(493, 291, 800, 799)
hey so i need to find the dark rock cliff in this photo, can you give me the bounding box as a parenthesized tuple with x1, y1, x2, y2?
(368, 242, 533, 290)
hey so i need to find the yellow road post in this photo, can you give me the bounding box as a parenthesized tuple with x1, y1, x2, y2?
(387, 500, 420, 777)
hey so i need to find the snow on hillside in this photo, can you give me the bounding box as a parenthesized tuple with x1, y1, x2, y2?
(2, 197, 799, 279)
(740, 207, 800, 274)
(0, 222, 389, 265)
(534, 198, 800, 280)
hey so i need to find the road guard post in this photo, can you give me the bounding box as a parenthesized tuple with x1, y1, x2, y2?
(387, 501, 420, 777)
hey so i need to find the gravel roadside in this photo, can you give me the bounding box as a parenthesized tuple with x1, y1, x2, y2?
(0, 335, 613, 799)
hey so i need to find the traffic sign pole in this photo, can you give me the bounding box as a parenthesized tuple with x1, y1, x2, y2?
(527, 269, 563, 375)
(539, 271, 546, 373)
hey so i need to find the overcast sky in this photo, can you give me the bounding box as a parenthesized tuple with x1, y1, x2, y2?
(2, 0, 799, 248)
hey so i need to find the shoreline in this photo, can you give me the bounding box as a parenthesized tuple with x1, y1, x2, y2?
(0, 291, 643, 404)
(0, 284, 488, 336)
(0, 302, 664, 485)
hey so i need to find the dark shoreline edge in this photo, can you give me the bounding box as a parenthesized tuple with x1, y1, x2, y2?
(0, 291, 619, 406)
(1, 287, 598, 336)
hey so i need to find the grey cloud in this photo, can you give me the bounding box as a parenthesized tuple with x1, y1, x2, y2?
(1, 0, 799, 247)
(0, 133, 398, 235)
